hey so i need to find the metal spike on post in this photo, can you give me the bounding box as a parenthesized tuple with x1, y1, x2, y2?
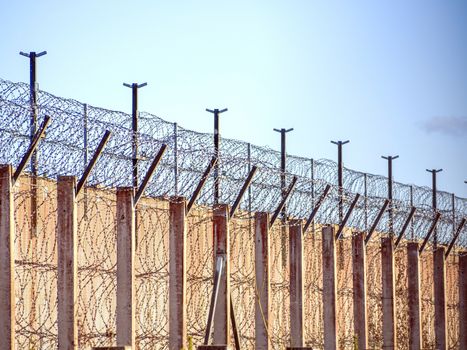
(382, 155, 399, 236)
(331, 140, 350, 224)
(123, 82, 147, 190)
(206, 108, 228, 205)
(19, 50, 47, 175)
(426, 168, 442, 247)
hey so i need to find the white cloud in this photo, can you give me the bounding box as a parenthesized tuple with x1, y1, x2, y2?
(420, 116, 467, 137)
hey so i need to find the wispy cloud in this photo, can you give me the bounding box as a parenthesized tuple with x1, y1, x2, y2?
(420, 116, 467, 137)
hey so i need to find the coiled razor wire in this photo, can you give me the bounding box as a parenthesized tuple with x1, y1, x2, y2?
(0, 77, 466, 246)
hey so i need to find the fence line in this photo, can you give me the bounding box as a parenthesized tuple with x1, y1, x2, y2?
(1, 78, 466, 247)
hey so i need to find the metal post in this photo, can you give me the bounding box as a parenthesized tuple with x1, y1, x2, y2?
(20, 51, 47, 240)
(311, 158, 315, 234)
(174, 122, 178, 196)
(123, 82, 147, 189)
(274, 127, 294, 271)
(331, 140, 349, 270)
(426, 168, 442, 246)
(364, 173, 368, 232)
(451, 193, 455, 238)
(19, 50, 47, 175)
(274, 128, 294, 221)
(247, 143, 252, 233)
(382, 155, 399, 235)
(206, 108, 228, 204)
(331, 140, 349, 224)
(83, 104, 88, 169)
(410, 185, 414, 239)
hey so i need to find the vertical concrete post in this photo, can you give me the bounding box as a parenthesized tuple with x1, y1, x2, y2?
(255, 212, 271, 350)
(351, 232, 367, 350)
(213, 204, 230, 346)
(322, 225, 337, 350)
(407, 242, 422, 350)
(57, 176, 78, 350)
(116, 188, 135, 347)
(289, 219, 304, 347)
(459, 254, 467, 350)
(433, 247, 447, 350)
(169, 197, 187, 350)
(381, 236, 396, 349)
(0, 165, 14, 350)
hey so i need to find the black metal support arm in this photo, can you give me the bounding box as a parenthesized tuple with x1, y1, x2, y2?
(394, 207, 417, 248)
(13, 115, 51, 184)
(229, 166, 257, 218)
(445, 218, 466, 258)
(76, 130, 111, 195)
(364, 199, 389, 245)
(186, 157, 217, 214)
(303, 184, 331, 233)
(134, 144, 167, 205)
(269, 176, 297, 228)
(419, 212, 442, 254)
(335, 193, 360, 240)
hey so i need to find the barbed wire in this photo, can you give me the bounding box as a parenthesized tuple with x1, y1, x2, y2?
(1, 77, 466, 248)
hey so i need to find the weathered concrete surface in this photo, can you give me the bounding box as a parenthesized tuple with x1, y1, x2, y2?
(434, 247, 447, 350)
(0, 165, 14, 350)
(255, 212, 271, 350)
(116, 188, 135, 348)
(289, 219, 305, 348)
(169, 197, 187, 350)
(407, 242, 421, 350)
(352, 232, 367, 350)
(381, 236, 396, 349)
(57, 176, 78, 350)
(322, 225, 337, 350)
(213, 204, 230, 346)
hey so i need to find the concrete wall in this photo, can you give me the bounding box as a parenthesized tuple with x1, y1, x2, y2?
(4, 175, 464, 350)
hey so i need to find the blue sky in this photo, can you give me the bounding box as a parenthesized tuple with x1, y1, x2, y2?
(1, 0, 466, 197)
